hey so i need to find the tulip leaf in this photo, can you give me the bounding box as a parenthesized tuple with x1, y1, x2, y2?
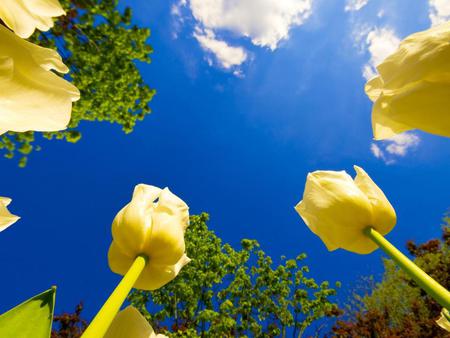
(0, 287, 56, 338)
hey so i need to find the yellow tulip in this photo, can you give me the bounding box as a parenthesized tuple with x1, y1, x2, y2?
(437, 309, 450, 333)
(0, 0, 65, 38)
(0, 25, 79, 135)
(0, 196, 19, 232)
(108, 184, 190, 291)
(365, 21, 450, 140)
(104, 306, 168, 338)
(295, 165, 396, 254)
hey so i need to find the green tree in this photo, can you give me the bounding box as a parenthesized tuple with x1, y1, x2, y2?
(332, 216, 450, 338)
(0, 0, 155, 167)
(128, 213, 340, 337)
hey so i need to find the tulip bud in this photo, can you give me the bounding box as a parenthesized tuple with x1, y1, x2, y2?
(104, 306, 168, 338)
(0, 25, 80, 135)
(295, 166, 396, 254)
(0, 196, 19, 232)
(0, 0, 65, 38)
(108, 184, 190, 290)
(436, 309, 450, 333)
(365, 21, 450, 140)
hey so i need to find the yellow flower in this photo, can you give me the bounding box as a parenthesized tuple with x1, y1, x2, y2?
(0, 25, 79, 135)
(0, 196, 19, 232)
(295, 165, 396, 254)
(104, 306, 168, 338)
(365, 21, 450, 140)
(437, 309, 450, 333)
(0, 0, 65, 38)
(108, 184, 190, 291)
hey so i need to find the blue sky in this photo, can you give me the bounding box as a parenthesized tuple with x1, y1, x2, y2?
(1, 0, 450, 334)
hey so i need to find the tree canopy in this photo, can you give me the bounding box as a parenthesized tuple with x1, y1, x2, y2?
(0, 0, 155, 167)
(332, 216, 450, 337)
(128, 213, 341, 337)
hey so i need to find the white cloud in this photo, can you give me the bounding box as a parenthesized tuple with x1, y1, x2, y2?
(345, 0, 369, 12)
(370, 143, 383, 159)
(173, 0, 312, 73)
(361, 27, 400, 80)
(370, 132, 420, 164)
(429, 0, 450, 26)
(171, 1, 188, 39)
(171, 3, 182, 16)
(188, 0, 312, 50)
(193, 28, 248, 69)
(385, 133, 420, 156)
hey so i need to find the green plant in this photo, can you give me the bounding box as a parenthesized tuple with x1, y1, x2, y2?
(332, 217, 450, 338)
(129, 213, 340, 337)
(0, 0, 155, 167)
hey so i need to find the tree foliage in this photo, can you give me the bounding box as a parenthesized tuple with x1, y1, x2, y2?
(332, 217, 450, 337)
(0, 0, 155, 167)
(128, 213, 341, 337)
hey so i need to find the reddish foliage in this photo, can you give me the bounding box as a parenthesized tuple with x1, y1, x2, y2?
(51, 303, 88, 338)
(332, 227, 450, 338)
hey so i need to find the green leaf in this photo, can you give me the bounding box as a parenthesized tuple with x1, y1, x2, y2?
(0, 287, 56, 338)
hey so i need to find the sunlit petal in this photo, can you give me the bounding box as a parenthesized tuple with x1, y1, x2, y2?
(104, 306, 167, 338)
(365, 21, 450, 139)
(295, 166, 396, 254)
(0, 25, 79, 135)
(0, 0, 65, 38)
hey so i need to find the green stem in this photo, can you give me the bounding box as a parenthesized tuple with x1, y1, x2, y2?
(81, 255, 148, 338)
(364, 227, 450, 310)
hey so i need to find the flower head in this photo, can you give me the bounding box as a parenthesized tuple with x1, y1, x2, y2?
(0, 0, 65, 38)
(0, 25, 79, 135)
(295, 165, 396, 254)
(437, 309, 450, 333)
(104, 306, 168, 338)
(108, 184, 190, 290)
(0, 196, 19, 232)
(365, 21, 450, 140)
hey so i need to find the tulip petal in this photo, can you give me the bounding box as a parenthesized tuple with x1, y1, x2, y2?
(104, 306, 161, 338)
(0, 56, 14, 83)
(0, 26, 79, 133)
(0, 0, 65, 38)
(377, 22, 450, 90)
(142, 216, 186, 266)
(0, 197, 12, 207)
(353, 166, 396, 235)
(296, 170, 375, 254)
(26, 0, 65, 17)
(108, 184, 190, 290)
(436, 309, 450, 333)
(27, 44, 70, 74)
(365, 21, 450, 139)
(375, 80, 450, 139)
(108, 242, 135, 277)
(295, 201, 338, 251)
(134, 254, 191, 291)
(140, 188, 188, 266)
(0, 196, 20, 232)
(371, 97, 412, 140)
(365, 76, 384, 102)
(0, 67, 77, 131)
(155, 188, 189, 230)
(112, 185, 161, 256)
